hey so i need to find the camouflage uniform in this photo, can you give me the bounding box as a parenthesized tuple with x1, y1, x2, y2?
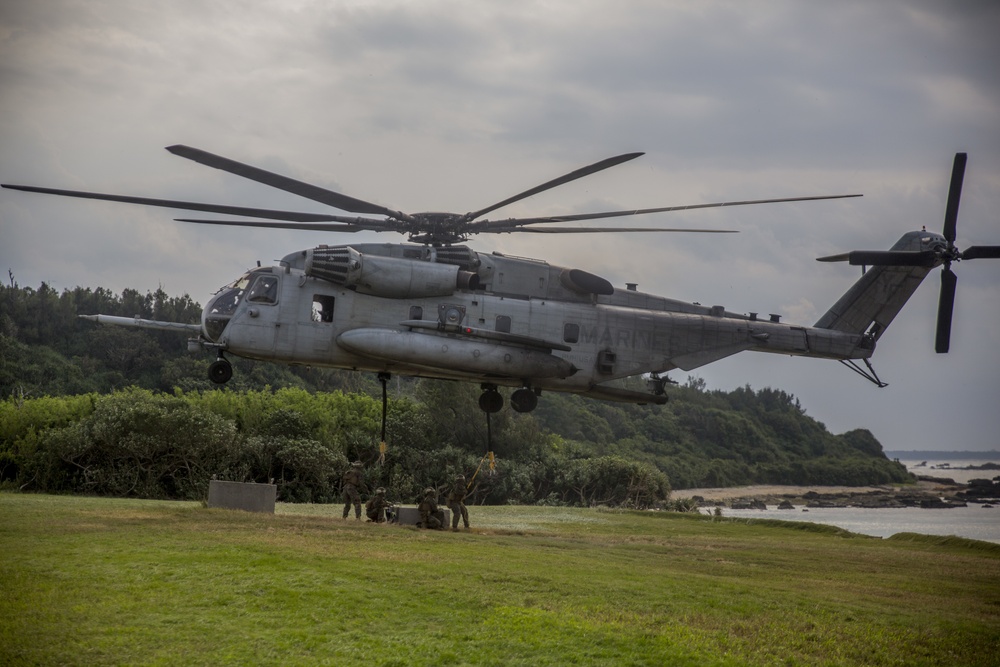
(365, 487, 392, 523)
(417, 488, 443, 529)
(447, 475, 470, 530)
(342, 461, 366, 519)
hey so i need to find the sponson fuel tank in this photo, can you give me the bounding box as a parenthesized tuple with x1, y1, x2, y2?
(337, 328, 577, 378)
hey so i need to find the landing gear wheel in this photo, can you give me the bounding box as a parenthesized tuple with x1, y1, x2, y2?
(510, 387, 538, 413)
(478, 387, 503, 413)
(208, 359, 233, 384)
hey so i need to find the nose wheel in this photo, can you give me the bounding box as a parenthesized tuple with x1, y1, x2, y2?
(208, 357, 233, 384)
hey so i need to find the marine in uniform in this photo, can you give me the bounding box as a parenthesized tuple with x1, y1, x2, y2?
(447, 474, 470, 530)
(342, 460, 366, 519)
(417, 487, 443, 529)
(365, 487, 392, 523)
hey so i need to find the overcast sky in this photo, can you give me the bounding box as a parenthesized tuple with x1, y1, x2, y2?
(2, 0, 998, 452)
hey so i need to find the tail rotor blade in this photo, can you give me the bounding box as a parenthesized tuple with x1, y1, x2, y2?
(961, 245, 1000, 260)
(942, 152, 966, 244)
(935, 267, 957, 353)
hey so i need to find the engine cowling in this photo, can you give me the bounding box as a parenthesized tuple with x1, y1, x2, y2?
(305, 246, 479, 298)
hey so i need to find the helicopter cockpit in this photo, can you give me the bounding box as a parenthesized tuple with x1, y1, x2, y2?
(203, 269, 278, 341)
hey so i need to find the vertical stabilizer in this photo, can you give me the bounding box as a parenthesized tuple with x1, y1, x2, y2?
(814, 231, 933, 340)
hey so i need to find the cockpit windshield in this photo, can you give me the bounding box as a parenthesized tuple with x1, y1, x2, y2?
(202, 271, 273, 342)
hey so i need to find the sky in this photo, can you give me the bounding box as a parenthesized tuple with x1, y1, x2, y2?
(1, 0, 998, 452)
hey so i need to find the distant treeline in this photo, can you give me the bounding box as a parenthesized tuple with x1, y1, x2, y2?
(0, 280, 912, 503)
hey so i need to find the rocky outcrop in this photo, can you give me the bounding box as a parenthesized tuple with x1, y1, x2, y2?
(711, 480, 984, 511)
(957, 478, 1000, 502)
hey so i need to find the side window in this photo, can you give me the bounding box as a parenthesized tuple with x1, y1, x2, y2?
(247, 275, 279, 304)
(312, 295, 336, 323)
(409, 305, 423, 320)
(495, 315, 511, 333)
(563, 323, 580, 343)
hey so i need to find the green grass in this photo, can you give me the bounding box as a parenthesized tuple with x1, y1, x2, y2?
(2, 494, 998, 666)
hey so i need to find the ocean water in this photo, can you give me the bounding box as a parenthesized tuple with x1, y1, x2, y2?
(719, 458, 1000, 544)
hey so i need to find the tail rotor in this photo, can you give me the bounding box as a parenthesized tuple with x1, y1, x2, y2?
(818, 153, 1000, 352)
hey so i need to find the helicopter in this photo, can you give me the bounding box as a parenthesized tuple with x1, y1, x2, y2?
(3, 148, 997, 420)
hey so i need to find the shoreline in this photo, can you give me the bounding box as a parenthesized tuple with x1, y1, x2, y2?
(670, 479, 985, 508)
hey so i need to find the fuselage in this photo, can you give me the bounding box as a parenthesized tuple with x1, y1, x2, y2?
(200, 242, 874, 399)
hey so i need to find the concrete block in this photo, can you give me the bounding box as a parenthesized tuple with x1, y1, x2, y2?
(394, 505, 450, 528)
(208, 480, 276, 514)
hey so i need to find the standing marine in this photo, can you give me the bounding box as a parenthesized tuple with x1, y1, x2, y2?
(447, 474, 470, 531)
(341, 460, 367, 520)
(417, 487, 443, 530)
(365, 487, 393, 523)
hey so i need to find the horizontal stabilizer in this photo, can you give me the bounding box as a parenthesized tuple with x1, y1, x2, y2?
(817, 250, 937, 267)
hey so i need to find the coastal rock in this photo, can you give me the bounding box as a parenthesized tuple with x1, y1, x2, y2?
(916, 475, 958, 485)
(957, 479, 1000, 502)
(677, 476, 1000, 512)
(684, 479, 992, 511)
(919, 498, 966, 509)
(731, 499, 767, 510)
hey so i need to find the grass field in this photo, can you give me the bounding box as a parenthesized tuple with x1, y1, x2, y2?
(2, 493, 999, 666)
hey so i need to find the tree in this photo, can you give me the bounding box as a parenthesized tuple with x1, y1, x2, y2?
(558, 455, 670, 508)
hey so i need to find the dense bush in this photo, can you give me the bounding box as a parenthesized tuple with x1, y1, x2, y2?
(0, 386, 672, 505)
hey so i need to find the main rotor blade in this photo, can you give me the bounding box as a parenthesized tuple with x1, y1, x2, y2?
(166, 145, 409, 220)
(469, 194, 862, 232)
(176, 219, 359, 232)
(491, 226, 738, 234)
(461, 152, 645, 222)
(174, 217, 397, 233)
(943, 152, 966, 244)
(1, 184, 345, 222)
(935, 266, 957, 353)
(962, 245, 1000, 260)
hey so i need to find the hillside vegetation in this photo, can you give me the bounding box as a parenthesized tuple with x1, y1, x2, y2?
(0, 280, 911, 503)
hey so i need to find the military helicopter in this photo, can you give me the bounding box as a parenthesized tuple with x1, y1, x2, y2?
(4, 148, 997, 420)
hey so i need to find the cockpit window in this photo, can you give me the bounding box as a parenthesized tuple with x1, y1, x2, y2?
(247, 275, 279, 304)
(203, 272, 256, 342)
(209, 287, 243, 317)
